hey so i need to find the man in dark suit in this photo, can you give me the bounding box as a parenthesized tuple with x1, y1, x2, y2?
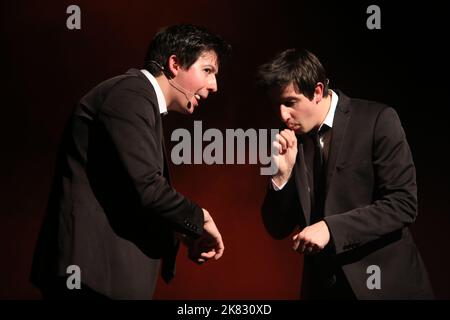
(30, 24, 231, 299)
(258, 49, 433, 299)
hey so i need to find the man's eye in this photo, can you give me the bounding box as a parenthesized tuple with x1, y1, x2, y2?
(284, 101, 294, 107)
(204, 68, 212, 74)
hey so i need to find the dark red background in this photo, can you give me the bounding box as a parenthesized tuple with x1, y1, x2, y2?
(1, 0, 449, 299)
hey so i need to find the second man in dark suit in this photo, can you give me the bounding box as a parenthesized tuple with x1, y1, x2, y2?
(258, 49, 433, 299)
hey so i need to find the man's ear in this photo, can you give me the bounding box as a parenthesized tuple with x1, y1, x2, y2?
(168, 55, 181, 78)
(314, 82, 324, 104)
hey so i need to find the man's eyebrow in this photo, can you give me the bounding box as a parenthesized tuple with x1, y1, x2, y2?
(204, 64, 218, 73)
(281, 96, 299, 101)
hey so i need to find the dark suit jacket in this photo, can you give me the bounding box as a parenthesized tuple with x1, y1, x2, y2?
(30, 69, 204, 299)
(262, 90, 433, 299)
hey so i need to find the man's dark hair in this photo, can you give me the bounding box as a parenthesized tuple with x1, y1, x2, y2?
(256, 49, 329, 100)
(144, 24, 231, 76)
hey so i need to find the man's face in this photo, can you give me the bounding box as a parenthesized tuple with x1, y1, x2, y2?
(269, 82, 319, 134)
(172, 50, 219, 114)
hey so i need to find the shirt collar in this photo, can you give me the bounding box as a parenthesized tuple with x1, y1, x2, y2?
(320, 89, 338, 130)
(140, 69, 167, 115)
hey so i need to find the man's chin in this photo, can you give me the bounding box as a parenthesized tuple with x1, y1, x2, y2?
(174, 102, 195, 115)
(185, 103, 195, 114)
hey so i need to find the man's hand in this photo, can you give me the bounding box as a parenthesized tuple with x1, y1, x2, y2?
(184, 209, 224, 264)
(272, 129, 297, 186)
(292, 221, 330, 255)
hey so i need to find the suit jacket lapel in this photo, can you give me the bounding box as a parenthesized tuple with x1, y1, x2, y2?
(325, 91, 351, 194)
(162, 137, 171, 183)
(133, 67, 170, 183)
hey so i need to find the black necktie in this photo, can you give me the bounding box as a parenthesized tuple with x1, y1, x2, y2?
(310, 128, 326, 223)
(161, 240, 179, 283)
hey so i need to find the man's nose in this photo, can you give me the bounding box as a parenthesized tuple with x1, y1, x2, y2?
(207, 75, 218, 93)
(279, 105, 290, 122)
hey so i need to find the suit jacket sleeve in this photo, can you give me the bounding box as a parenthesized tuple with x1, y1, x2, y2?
(97, 78, 204, 238)
(324, 107, 418, 254)
(261, 176, 302, 239)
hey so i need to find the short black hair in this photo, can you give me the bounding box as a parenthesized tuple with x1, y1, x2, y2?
(144, 24, 231, 76)
(256, 49, 329, 100)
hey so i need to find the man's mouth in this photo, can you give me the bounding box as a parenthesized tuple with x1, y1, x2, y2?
(193, 94, 207, 107)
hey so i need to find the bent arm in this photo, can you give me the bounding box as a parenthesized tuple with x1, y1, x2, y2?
(98, 82, 204, 238)
(261, 176, 302, 239)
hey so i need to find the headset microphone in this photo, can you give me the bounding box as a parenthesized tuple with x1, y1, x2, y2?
(168, 78, 196, 109)
(147, 60, 197, 110)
